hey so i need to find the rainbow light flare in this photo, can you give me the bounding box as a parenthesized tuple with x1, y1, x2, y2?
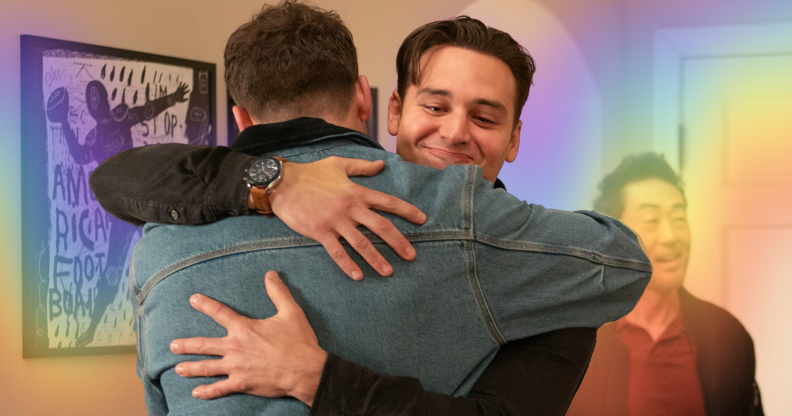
(2, 0, 792, 415)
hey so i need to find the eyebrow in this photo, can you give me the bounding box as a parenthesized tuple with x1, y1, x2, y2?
(637, 203, 687, 210)
(636, 204, 660, 211)
(418, 87, 451, 98)
(417, 88, 508, 114)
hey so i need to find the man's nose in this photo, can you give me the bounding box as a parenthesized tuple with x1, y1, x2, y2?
(658, 217, 680, 245)
(439, 110, 470, 145)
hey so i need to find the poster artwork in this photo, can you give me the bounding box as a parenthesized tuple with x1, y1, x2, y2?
(22, 36, 216, 357)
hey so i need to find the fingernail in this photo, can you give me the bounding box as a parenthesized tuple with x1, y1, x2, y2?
(351, 271, 362, 280)
(419, 213, 427, 223)
(268, 271, 281, 282)
(381, 264, 393, 276)
(192, 389, 201, 398)
(406, 247, 416, 259)
(170, 342, 179, 352)
(190, 294, 199, 304)
(175, 365, 184, 375)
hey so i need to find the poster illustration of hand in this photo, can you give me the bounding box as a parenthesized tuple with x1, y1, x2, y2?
(21, 35, 216, 357)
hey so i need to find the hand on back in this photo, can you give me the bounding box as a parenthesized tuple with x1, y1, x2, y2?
(170, 271, 326, 406)
(266, 156, 426, 280)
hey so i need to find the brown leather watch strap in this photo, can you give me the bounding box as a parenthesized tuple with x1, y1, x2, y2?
(248, 186, 274, 217)
(247, 157, 288, 217)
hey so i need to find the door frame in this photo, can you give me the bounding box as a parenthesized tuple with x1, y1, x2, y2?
(653, 23, 792, 172)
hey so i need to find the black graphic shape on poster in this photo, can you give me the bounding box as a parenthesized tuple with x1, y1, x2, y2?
(21, 35, 216, 357)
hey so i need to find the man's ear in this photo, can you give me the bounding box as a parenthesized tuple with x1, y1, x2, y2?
(232, 106, 255, 131)
(387, 89, 403, 136)
(505, 120, 521, 163)
(354, 75, 372, 123)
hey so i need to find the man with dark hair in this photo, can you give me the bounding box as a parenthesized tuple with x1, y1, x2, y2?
(567, 152, 763, 416)
(391, 18, 533, 181)
(224, 1, 359, 123)
(92, 3, 651, 415)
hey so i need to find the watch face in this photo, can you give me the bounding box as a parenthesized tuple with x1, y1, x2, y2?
(248, 158, 280, 187)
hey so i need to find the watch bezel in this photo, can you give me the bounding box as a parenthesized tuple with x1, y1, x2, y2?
(245, 157, 282, 188)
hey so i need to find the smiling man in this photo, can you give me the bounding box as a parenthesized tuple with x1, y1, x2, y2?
(391, 46, 521, 181)
(90, 4, 651, 415)
(567, 153, 763, 416)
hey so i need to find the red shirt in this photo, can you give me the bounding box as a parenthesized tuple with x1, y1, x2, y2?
(617, 312, 707, 416)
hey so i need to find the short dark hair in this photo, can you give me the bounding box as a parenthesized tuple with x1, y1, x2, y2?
(593, 152, 686, 218)
(224, 0, 358, 121)
(396, 16, 536, 126)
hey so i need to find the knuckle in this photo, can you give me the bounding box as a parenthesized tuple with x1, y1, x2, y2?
(235, 379, 249, 391)
(209, 302, 224, 317)
(237, 319, 255, 334)
(349, 233, 370, 249)
(204, 387, 218, 399)
(339, 195, 357, 211)
(197, 362, 209, 376)
(206, 386, 221, 399)
(193, 338, 205, 354)
(226, 338, 244, 354)
(382, 195, 398, 210)
(327, 245, 345, 260)
(309, 224, 330, 238)
(339, 256, 356, 271)
(392, 239, 410, 253)
(371, 215, 391, 231)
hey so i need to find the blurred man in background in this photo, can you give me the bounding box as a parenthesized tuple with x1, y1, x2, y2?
(567, 152, 763, 416)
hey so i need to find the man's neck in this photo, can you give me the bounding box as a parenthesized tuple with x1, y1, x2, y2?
(253, 113, 365, 135)
(623, 287, 681, 341)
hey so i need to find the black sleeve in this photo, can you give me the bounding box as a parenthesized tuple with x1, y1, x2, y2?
(309, 327, 597, 416)
(89, 143, 257, 226)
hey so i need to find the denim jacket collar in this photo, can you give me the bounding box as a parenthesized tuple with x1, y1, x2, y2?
(230, 117, 383, 155)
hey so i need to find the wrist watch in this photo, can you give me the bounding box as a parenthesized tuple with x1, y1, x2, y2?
(244, 156, 288, 216)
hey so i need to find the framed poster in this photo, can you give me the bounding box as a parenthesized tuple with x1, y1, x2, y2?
(21, 35, 216, 357)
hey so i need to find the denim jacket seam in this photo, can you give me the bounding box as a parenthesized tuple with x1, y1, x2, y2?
(136, 237, 323, 303)
(135, 230, 488, 304)
(465, 168, 507, 347)
(139, 311, 156, 382)
(129, 253, 141, 298)
(465, 239, 507, 346)
(472, 233, 653, 272)
(464, 165, 475, 234)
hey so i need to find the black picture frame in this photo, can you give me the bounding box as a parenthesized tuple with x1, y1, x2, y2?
(367, 87, 378, 143)
(21, 35, 216, 357)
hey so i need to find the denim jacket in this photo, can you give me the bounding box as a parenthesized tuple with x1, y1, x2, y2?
(130, 119, 651, 415)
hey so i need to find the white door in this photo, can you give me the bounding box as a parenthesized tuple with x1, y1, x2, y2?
(682, 53, 792, 415)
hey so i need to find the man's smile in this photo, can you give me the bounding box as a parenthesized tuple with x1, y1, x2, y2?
(424, 146, 476, 164)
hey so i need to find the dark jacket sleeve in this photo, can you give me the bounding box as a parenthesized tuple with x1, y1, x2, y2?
(310, 328, 597, 416)
(89, 143, 257, 226)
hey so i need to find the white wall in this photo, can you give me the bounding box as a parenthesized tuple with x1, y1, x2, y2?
(616, 0, 792, 171)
